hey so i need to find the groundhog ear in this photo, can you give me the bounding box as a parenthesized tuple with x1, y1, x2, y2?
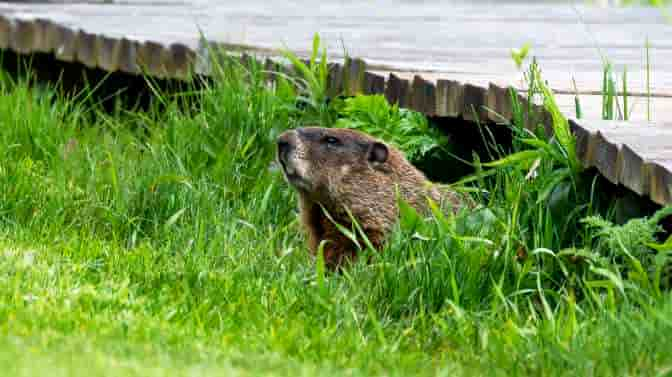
(368, 142, 388, 163)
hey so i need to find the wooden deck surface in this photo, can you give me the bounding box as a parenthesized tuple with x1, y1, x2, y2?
(0, 0, 671, 205)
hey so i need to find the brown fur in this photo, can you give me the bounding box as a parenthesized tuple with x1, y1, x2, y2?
(277, 127, 469, 270)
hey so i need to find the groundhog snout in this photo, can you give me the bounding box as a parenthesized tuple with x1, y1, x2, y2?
(277, 130, 296, 164)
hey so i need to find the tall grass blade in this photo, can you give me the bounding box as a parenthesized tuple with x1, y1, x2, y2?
(572, 78, 583, 119)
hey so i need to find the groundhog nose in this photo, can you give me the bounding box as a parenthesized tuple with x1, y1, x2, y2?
(277, 132, 294, 161)
(278, 139, 290, 155)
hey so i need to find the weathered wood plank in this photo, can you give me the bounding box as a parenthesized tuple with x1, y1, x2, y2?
(51, 24, 78, 62)
(97, 35, 119, 72)
(327, 62, 344, 98)
(571, 120, 592, 170)
(33, 19, 52, 53)
(589, 131, 621, 184)
(171, 43, 195, 78)
(76, 30, 97, 68)
(0, 15, 9, 49)
(364, 71, 385, 96)
(462, 84, 487, 122)
(117, 38, 138, 74)
(411, 75, 436, 116)
(136, 41, 167, 77)
(444, 80, 464, 117)
(619, 144, 648, 196)
(435, 79, 450, 117)
(344, 57, 366, 96)
(9, 19, 37, 54)
(385, 73, 410, 108)
(649, 160, 672, 205)
(486, 83, 514, 123)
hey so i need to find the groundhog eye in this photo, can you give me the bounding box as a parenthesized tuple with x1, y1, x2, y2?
(323, 136, 340, 145)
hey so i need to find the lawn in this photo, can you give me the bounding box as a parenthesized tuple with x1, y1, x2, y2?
(1, 51, 672, 377)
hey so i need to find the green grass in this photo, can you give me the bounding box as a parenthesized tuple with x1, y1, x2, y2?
(1, 52, 672, 377)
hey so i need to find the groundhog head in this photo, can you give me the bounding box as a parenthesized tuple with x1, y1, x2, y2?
(276, 127, 392, 200)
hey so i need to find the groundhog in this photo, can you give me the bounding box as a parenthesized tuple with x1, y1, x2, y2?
(276, 127, 470, 270)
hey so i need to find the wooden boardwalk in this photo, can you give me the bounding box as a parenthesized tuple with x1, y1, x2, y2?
(0, 0, 671, 205)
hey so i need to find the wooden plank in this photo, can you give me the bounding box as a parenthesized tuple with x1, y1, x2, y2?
(9, 19, 36, 54)
(486, 83, 514, 123)
(364, 71, 385, 96)
(619, 144, 648, 196)
(649, 160, 672, 205)
(411, 75, 436, 116)
(327, 62, 344, 98)
(444, 80, 464, 117)
(33, 19, 52, 53)
(344, 57, 366, 96)
(76, 30, 97, 68)
(462, 84, 487, 122)
(118, 38, 138, 74)
(0, 15, 8, 49)
(97, 35, 119, 72)
(51, 24, 78, 62)
(162, 44, 179, 78)
(384, 73, 410, 108)
(435, 79, 450, 117)
(136, 41, 167, 77)
(589, 131, 621, 184)
(571, 120, 593, 170)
